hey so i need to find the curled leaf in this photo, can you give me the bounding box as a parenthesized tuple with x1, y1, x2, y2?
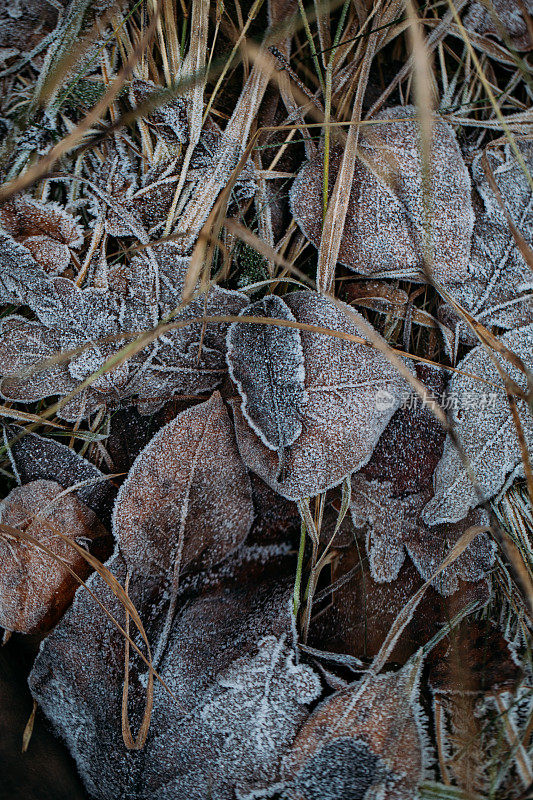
(227, 294, 308, 452)
(232, 291, 410, 500)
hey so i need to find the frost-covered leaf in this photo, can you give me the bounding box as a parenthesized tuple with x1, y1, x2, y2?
(350, 476, 495, 595)
(291, 106, 473, 283)
(129, 78, 189, 144)
(0, 258, 247, 420)
(3, 424, 116, 524)
(0, 0, 61, 64)
(464, 0, 533, 51)
(0, 479, 106, 634)
(280, 659, 430, 800)
(422, 323, 533, 525)
(361, 363, 447, 494)
(113, 392, 253, 577)
(443, 143, 533, 334)
(227, 294, 307, 452)
(0, 233, 61, 309)
(0, 194, 83, 275)
(232, 291, 410, 500)
(29, 551, 319, 799)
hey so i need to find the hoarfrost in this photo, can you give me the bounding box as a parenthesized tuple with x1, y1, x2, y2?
(112, 392, 253, 577)
(0, 194, 83, 275)
(29, 553, 318, 799)
(227, 294, 308, 453)
(290, 106, 473, 283)
(423, 323, 533, 525)
(443, 143, 533, 334)
(280, 660, 430, 800)
(232, 291, 410, 500)
(464, 0, 533, 51)
(3, 423, 116, 523)
(350, 477, 495, 595)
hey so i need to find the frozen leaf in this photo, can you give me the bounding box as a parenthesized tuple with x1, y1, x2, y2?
(280, 659, 430, 800)
(0, 195, 83, 275)
(113, 392, 253, 577)
(0, 0, 61, 64)
(422, 323, 533, 525)
(227, 294, 307, 453)
(443, 143, 533, 334)
(0, 233, 61, 310)
(4, 424, 116, 524)
(350, 476, 424, 583)
(0, 479, 106, 634)
(232, 291, 410, 500)
(350, 476, 495, 594)
(291, 106, 473, 283)
(464, 0, 533, 51)
(129, 78, 189, 144)
(0, 260, 247, 420)
(29, 552, 317, 799)
(309, 549, 490, 665)
(405, 509, 495, 596)
(198, 635, 321, 798)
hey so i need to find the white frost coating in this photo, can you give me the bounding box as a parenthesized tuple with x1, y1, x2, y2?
(443, 142, 533, 334)
(232, 291, 412, 500)
(112, 391, 253, 577)
(280, 660, 432, 800)
(227, 294, 308, 452)
(350, 477, 495, 596)
(423, 323, 533, 525)
(464, 0, 533, 51)
(29, 554, 316, 800)
(290, 106, 474, 284)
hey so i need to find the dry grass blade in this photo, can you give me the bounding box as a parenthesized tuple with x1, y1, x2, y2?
(163, 0, 209, 237)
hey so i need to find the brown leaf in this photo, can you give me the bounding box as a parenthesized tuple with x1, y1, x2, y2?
(0, 479, 107, 634)
(464, 0, 533, 51)
(309, 549, 490, 665)
(113, 392, 253, 577)
(291, 106, 473, 284)
(280, 658, 430, 799)
(232, 291, 410, 500)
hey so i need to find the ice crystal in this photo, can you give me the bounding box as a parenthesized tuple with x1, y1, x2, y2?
(0, 479, 105, 633)
(350, 476, 494, 595)
(4, 423, 116, 524)
(232, 291, 410, 500)
(0, 233, 61, 310)
(0, 259, 248, 420)
(113, 392, 253, 577)
(290, 106, 473, 283)
(227, 294, 308, 453)
(443, 143, 533, 334)
(130, 78, 189, 144)
(423, 323, 533, 525)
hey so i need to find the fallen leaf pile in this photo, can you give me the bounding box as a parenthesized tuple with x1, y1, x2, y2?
(0, 1, 532, 799)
